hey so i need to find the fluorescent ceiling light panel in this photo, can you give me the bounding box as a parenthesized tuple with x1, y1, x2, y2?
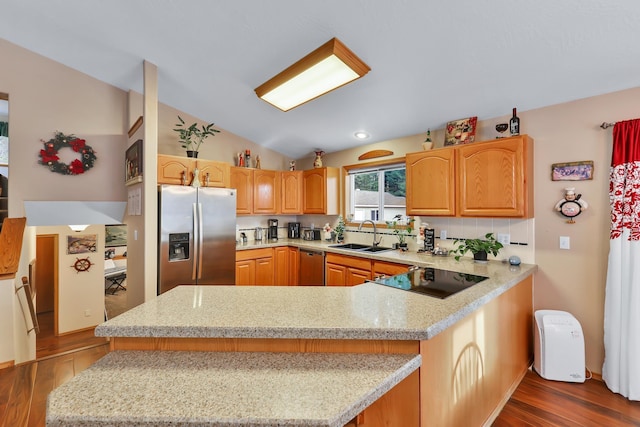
(255, 38, 370, 112)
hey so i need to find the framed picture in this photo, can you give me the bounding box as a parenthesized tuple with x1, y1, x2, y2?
(67, 234, 97, 254)
(551, 161, 594, 181)
(444, 116, 478, 146)
(125, 139, 143, 186)
(105, 224, 127, 247)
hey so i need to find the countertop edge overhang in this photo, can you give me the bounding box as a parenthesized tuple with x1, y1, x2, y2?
(96, 246, 537, 341)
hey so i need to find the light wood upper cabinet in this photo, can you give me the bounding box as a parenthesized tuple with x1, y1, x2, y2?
(157, 155, 194, 186)
(230, 167, 280, 215)
(253, 169, 279, 214)
(158, 154, 230, 187)
(457, 135, 533, 218)
(303, 167, 340, 215)
(405, 135, 533, 218)
(280, 171, 303, 214)
(230, 167, 253, 215)
(406, 148, 456, 216)
(197, 159, 230, 188)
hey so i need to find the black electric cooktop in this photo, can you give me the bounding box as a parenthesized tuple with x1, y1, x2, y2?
(374, 268, 488, 299)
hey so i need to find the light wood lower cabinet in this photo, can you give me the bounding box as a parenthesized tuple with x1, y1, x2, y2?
(325, 253, 372, 286)
(236, 248, 274, 286)
(274, 246, 299, 286)
(372, 260, 411, 280)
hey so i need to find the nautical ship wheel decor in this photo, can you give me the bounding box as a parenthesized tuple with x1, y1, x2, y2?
(72, 256, 93, 273)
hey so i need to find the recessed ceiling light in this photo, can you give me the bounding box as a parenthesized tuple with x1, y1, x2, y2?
(354, 131, 369, 139)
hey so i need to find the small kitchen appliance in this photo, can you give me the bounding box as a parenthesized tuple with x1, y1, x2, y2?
(534, 310, 585, 383)
(268, 219, 279, 240)
(254, 227, 263, 241)
(302, 228, 321, 241)
(288, 222, 301, 239)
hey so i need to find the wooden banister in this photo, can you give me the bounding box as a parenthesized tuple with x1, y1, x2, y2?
(0, 217, 27, 279)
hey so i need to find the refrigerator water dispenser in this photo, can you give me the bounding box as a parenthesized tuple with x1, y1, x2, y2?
(168, 233, 190, 261)
(534, 310, 585, 383)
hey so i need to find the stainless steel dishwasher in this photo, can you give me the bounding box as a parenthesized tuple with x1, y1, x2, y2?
(299, 249, 325, 285)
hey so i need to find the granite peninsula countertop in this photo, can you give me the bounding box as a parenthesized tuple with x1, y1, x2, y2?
(46, 351, 421, 427)
(96, 248, 536, 341)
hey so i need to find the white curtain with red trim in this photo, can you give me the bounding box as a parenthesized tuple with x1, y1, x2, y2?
(603, 118, 640, 401)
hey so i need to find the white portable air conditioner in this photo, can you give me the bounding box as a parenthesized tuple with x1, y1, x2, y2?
(534, 310, 585, 383)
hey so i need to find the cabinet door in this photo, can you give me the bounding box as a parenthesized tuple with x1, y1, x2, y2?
(274, 246, 289, 285)
(235, 260, 255, 286)
(255, 257, 275, 285)
(253, 169, 279, 214)
(346, 267, 371, 286)
(158, 154, 195, 186)
(457, 136, 530, 217)
(197, 159, 230, 188)
(372, 261, 410, 280)
(325, 263, 347, 286)
(280, 171, 303, 214)
(288, 247, 299, 286)
(230, 167, 253, 215)
(303, 167, 339, 214)
(406, 149, 455, 216)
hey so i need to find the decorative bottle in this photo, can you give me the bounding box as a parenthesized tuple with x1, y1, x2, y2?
(510, 108, 520, 136)
(244, 149, 251, 168)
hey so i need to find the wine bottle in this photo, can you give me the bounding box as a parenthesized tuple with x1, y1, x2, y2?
(510, 108, 520, 136)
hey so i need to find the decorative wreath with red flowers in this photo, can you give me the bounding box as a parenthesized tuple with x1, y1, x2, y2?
(38, 131, 97, 175)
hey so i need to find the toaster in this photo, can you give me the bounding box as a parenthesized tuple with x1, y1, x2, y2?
(302, 228, 321, 241)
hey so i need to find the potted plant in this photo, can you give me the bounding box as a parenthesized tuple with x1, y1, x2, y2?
(173, 115, 220, 158)
(334, 215, 346, 243)
(385, 214, 415, 251)
(452, 232, 503, 262)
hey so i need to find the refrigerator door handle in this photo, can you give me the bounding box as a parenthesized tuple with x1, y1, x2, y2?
(192, 203, 198, 280)
(197, 202, 204, 279)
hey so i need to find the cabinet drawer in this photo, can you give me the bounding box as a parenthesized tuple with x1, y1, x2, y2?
(236, 248, 273, 261)
(325, 253, 372, 271)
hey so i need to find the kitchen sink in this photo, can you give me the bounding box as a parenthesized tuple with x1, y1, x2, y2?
(359, 246, 394, 253)
(329, 243, 371, 250)
(329, 243, 394, 253)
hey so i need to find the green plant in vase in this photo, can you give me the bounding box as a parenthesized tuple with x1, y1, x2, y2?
(385, 215, 415, 250)
(452, 232, 503, 262)
(173, 115, 220, 157)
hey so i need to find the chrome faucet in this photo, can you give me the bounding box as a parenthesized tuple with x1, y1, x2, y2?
(358, 220, 382, 247)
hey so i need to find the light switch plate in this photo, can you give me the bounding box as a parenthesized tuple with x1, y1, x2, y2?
(440, 230, 447, 240)
(559, 236, 570, 250)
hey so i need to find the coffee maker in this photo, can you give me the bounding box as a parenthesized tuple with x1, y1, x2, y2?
(268, 219, 279, 240)
(287, 222, 301, 239)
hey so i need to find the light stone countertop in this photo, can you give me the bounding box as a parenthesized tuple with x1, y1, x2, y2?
(96, 242, 537, 341)
(46, 351, 421, 427)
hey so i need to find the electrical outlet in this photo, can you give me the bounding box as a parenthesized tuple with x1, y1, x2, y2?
(559, 236, 570, 250)
(497, 233, 510, 245)
(84, 309, 91, 317)
(440, 230, 447, 240)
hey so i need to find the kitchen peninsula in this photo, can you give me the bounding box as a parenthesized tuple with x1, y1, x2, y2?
(49, 249, 536, 426)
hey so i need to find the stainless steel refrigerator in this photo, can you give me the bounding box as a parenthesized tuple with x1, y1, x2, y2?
(158, 184, 236, 294)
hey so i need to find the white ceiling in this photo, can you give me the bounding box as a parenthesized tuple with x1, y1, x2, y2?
(2, 1, 640, 159)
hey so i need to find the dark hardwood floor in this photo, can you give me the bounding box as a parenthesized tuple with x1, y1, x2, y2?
(2, 309, 639, 427)
(35, 311, 108, 360)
